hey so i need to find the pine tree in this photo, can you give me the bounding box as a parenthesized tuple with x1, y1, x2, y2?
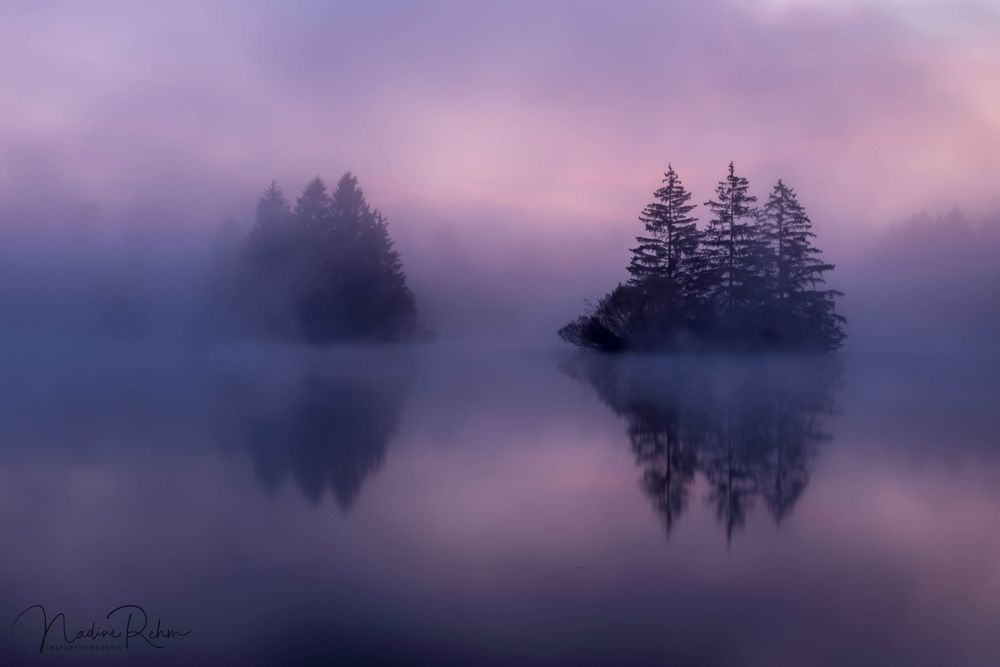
(330, 172, 370, 234)
(626, 164, 700, 344)
(558, 162, 847, 352)
(245, 181, 293, 272)
(239, 182, 298, 337)
(370, 209, 417, 336)
(628, 164, 699, 287)
(239, 174, 419, 344)
(254, 181, 291, 232)
(699, 162, 759, 314)
(695, 162, 769, 347)
(294, 177, 332, 234)
(760, 180, 845, 349)
(294, 173, 416, 342)
(328, 173, 416, 337)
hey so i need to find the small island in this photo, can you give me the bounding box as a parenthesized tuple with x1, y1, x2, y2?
(235, 173, 418, 344)
(560, 162, 846, 352)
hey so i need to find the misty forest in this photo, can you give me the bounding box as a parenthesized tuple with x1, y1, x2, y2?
(222, 172, 418, 343)
(210, 162, 847, 354)
(7, 2, 1000, 666)
(209, 172, 419, 345)
(560, 163, 846, 352)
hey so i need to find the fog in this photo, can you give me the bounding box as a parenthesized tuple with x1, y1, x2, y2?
(1, 0, 998, 351)
(6, 2, 1000, 664)
(3, 0, 998, 226)
(837, 209, 1000, 355)
(2, 195, 998, 357)
(5, 340, 1000, 664)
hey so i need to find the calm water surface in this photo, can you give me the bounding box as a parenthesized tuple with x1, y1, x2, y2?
(1, 343, 999, 666)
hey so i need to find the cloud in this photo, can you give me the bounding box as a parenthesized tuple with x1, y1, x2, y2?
(0, 0, 997, 243)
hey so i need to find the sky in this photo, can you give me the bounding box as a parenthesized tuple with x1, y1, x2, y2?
(0, 0, 998, 259)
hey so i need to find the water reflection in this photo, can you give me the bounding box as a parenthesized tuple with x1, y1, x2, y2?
(0, 344, 414, 512)
(7, 348, 1000, 665)
(240, 362, 410, 509)
(565, 355, 841, 541)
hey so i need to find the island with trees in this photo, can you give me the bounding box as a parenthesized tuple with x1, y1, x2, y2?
(231, 173, 418, 344)
(560, 163, 846, 352)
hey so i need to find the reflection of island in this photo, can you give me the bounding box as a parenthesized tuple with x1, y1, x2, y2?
(244, 367, 410, 510)
(565, 355, 841, 542)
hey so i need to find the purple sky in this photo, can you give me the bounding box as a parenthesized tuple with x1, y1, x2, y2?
(1, 0, 998, 248)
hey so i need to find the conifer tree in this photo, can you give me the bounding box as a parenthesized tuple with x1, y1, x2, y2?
(254, 181, 291, 232)
(330, 173, 417, 339)
(557, 162, 848, 352)
(760, 180, 845, 349)
(239, 174, 418, 344)
(627, 164, 700, 343)
(628, 164, 699, 288)
(240, 182, 297, 337)
(330, 172, 370, 235)
(245, 182, 292, 265)
(699, 162, 759, 316)
(294, 177, 332, 234)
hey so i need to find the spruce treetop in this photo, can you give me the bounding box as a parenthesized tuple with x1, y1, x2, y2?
(254, 181, 290, 231)
(295, 177, 332, 233)
(628, 163, 699, 290)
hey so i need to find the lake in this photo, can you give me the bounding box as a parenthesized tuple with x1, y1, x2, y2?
(2, 343, 999, 665)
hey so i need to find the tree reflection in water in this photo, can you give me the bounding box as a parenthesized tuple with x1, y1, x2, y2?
(565, 355, 841, 542)
(243, 362, 410, 510)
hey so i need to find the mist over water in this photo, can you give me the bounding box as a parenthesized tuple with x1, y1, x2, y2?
(2, 135, 1000, 666)
(1, 342, 999, 665)
(3, 0, 1000, 664)
(3, 117, 1000, 666)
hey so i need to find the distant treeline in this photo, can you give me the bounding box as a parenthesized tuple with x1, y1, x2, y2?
(230, 173, 418, 344)
(560, 163, 846, 352)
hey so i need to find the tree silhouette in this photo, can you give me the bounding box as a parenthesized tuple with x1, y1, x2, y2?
(239, 173, 418, 344)
(255, 181, 292, 232)
(323, 173, 417, 342)
(626, 164, 702, 347)
(559, 283, 642, 351)
(697, 162, 768, 346)
(241, 182, 299, 338)
(560, 161, 845, 352)
(294, 177, 333, 233)
(760, 180, 846, 350)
